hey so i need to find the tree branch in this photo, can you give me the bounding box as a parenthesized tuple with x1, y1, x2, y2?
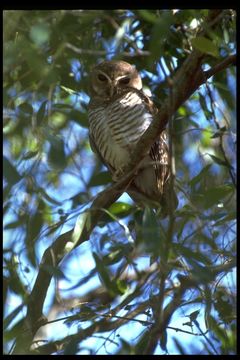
(205, 54, 236, 79)
(65, 42, 150, 57)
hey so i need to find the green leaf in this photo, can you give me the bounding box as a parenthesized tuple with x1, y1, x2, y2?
(207, 154, 233, 169)
(36, 100, 48, 126)
(70, 109, 88, 128)
(48, 136, 67, 169)
(191, 36, 219, 57)
(210, 126, 227, 138)
(142, 207, 163, 254)
(3, 156, 22, 186)
(134, 330, 151, 354)
(3, 304, 25, 331)
(103, 243, 133, 265)
(38, 187, 62, 206)
(174, 243, 211, 265)
(108, 202, 133, 218)
(138, 10, 158, 23)
(203, 184, 234, 207)
(63, 338, 79, 355)
(18, 102, 33, 115)
(60, 85, 77, 95)
(149, 12, 175, 63)
(198, 93, 212, 120)
(71, 212, 89, 246)
(214, 212, 236, 226)
(173, 337, 187, 355)
(22, 150, 39, 160)
(116, 279, 128, 293)
(188, 310, 200, 322)
(4, 220, 23, 230)
(188, 164, 212, 188)
(93, 252, 124, 296)
(160, 330, 168, 351)
(30, 23, 50, 46)
(53, 103, 73, 110)
(188, 259, 216, 282)
(207, 314, 230, 342)
(88, 171, 112, 186)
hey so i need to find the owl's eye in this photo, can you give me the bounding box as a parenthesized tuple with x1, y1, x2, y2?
(98, 74, 107, 81)
(119, 77, 130, 85)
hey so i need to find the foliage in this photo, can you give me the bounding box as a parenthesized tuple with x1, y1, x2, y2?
(3, 9, 236, 355)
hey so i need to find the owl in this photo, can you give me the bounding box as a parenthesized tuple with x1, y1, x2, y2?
(88, 60, 177, 214)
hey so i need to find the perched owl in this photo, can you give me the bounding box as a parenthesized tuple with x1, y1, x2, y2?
(88, 60, 177, 214)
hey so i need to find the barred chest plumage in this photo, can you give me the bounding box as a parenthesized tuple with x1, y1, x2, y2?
(88, 90, 153, 170)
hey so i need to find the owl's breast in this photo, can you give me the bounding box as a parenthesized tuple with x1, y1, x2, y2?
(88, 91, 153, 169)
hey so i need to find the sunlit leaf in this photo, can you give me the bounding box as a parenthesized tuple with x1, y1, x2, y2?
(108, 202, 133, 217)
(30, 23, 50, 46)
(60, 85, 77, 95)
(71, 212, 88, 246)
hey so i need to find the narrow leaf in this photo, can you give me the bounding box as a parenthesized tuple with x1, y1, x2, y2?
(3, 156, 22, 186)
(208, 154, 233, 169)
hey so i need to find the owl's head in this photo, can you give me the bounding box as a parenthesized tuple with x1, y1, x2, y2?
(89, 60, 142, 98)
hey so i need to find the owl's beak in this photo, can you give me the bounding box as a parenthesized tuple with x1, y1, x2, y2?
(109, 85, 114, 98)
(109, 80, 118, 98)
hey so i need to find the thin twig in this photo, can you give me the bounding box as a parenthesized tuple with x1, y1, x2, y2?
(65, 42, 150, 57)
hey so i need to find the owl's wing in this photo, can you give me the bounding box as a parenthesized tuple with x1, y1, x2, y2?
(138, 92, 170, 194)
(150, 131, 170, 194)
(89, 132, 115, 173)
(143, 94, 178, 212)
